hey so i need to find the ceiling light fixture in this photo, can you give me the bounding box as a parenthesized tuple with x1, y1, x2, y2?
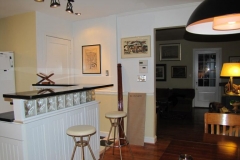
(50, 0, 60, 8)
(66, 1, 74, 14)
(35, 0, 80, 16)
(186, 0, 240, 35)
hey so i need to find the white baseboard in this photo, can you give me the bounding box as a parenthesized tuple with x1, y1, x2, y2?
(144, 135, 157, 144)
(100, 131, 157, 144)
(100, 131, 109, 138)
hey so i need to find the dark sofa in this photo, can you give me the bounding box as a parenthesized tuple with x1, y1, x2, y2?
(156, 88, 195, 113)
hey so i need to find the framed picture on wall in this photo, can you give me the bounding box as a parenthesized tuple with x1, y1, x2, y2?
(159, 43, 181, 61)
(171, 66, 187, 78)
(82, 44, 101, 74)
(121, 35, 151, 58)
(156, 64, 166, 81)
(229, 56, 240, 62)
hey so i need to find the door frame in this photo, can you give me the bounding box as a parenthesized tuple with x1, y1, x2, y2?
(192, 48, 222, 107)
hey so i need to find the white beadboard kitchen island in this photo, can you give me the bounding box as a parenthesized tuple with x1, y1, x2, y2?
(0, 84, 113, 160)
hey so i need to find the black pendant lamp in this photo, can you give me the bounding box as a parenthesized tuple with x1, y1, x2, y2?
(66, 1, 74, 14)
(50, 0, 60, 8)
(186, 0, 240, 35)
(35, 0, 44, 2)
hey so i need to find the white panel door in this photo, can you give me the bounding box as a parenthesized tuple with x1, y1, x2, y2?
(46, 36, 72, 84)
(193, 48, 221, 107)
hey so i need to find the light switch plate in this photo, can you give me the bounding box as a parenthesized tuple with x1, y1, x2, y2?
(137, 75, 146, 82)
(139, 66, 148, 73)
(139, 60, 148, 66)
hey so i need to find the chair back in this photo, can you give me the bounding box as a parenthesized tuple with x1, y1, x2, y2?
(204, 113, 240, 137)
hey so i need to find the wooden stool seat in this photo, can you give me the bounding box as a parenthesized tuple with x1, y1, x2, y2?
(67, 125, 96, 136)
(66, 125, 96, 160)
(105, 111, 127, 119)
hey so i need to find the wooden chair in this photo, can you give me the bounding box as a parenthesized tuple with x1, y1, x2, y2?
(204, 113, 240, 137)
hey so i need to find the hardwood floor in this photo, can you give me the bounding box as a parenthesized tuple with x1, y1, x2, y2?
(101, 108, 240, 160)
(100, 108, 210, 160)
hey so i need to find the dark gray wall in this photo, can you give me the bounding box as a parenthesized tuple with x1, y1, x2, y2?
(156, 40, 240, 88)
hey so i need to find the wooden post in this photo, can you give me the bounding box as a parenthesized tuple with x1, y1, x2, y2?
(117, 63, 124, 144)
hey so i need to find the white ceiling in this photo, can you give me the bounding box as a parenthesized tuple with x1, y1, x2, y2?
(0, 0, 203, 22)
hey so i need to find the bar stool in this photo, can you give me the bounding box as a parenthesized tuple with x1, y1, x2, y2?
(101, 111, 133, 160)
(66, 125, 96, 160)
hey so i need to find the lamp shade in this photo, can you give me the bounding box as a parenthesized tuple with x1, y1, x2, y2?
(220, 63, 240, 77)
(186, 0, 240, 35)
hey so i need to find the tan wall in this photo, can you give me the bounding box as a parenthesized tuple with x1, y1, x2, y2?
(156, 40, 240, 88)
(0, 12, 37, 92)
(96, 93, 156, 142)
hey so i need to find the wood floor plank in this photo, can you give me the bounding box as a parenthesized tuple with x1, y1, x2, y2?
(100, 108, 240, 160)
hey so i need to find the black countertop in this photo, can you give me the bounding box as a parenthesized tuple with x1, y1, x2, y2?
(3, 84, 113, 100)
(0, 111, 14, 122)
(32, 84, 78, 87)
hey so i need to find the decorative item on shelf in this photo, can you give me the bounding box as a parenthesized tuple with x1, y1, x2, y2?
(225, 82, 240, 94)
(221, 63, 240, 95)
(186, 0, 240, 35)
(36, 72, 55, 84)
(230, 100, 240, 113)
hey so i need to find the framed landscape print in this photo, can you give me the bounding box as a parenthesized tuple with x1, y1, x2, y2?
(160, 43, 181, 61)
(171, 66, 187, 78)
(82, 44, 101, 74)
(121, 35, 151, 58)
(156, 64, 166, 81)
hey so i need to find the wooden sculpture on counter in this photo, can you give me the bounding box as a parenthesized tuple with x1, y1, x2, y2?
(36, 73, 55, 85)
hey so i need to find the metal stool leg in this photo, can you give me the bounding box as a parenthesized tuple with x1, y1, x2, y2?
(87, 135, 96, 160)
(101, 119, 114, 159)
(71, 137, 77, 160)
(80, 137, 85, 160)
(119, 119, 134, 159)
(117, 120, 123, 160)
(102, 116, 134, 160)
(112, 118, 117, 155)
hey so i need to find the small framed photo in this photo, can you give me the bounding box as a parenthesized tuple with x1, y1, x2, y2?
(229, 56, 240, 62)
(160, 43, 181, 61)
(156, 64, 166, 81)
(171, 66, 187, 78)
(82, 44, 101, 74)
(121, 35, 151, 58)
